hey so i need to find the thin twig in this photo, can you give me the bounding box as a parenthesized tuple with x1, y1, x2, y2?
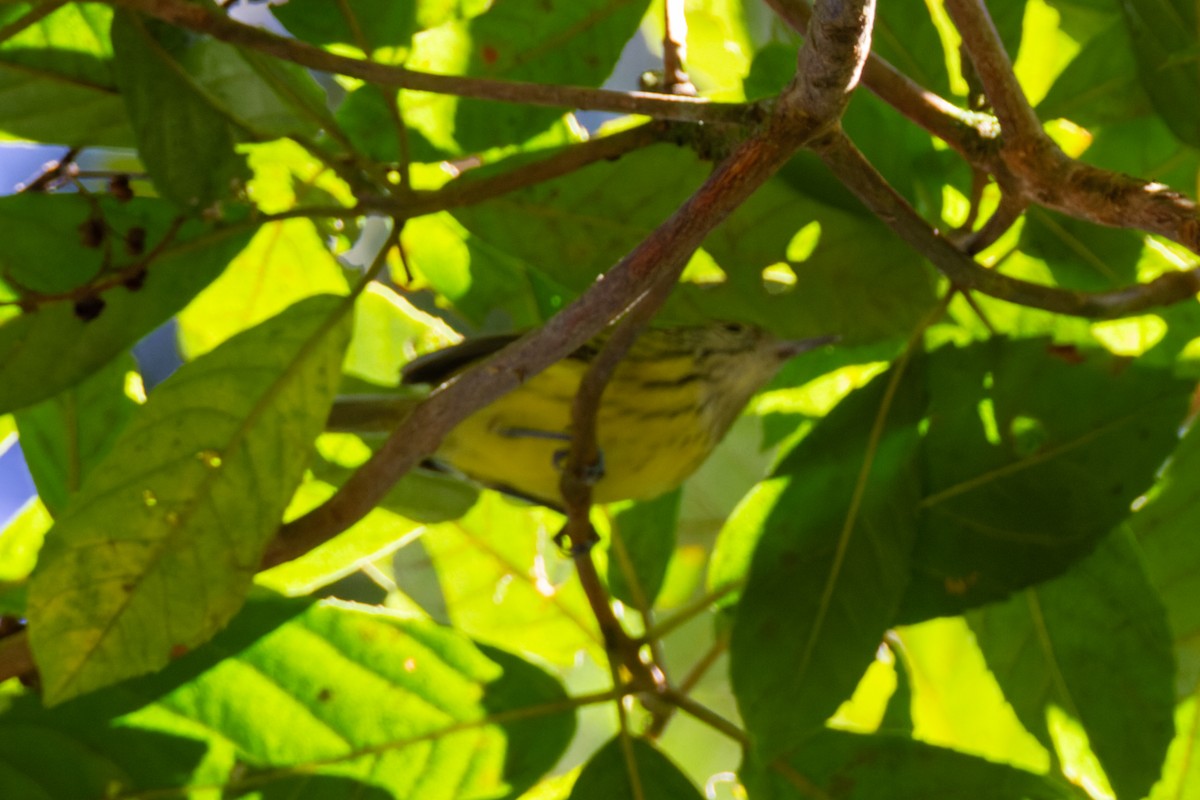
(112, 0, 759, 125)
(661, 0, 696, 96)
(260, 124, 664, 227)
(385, 123, 665, 215)
(18, 146, 81, 193)
(645, 634, 728, 739)
(663, 688, 747, 745)
(0, 217, 187, 309)
(958, 194, 1027, 255)
(643, 579, 743, 643)
(771, 759, 836, 800)
(0, 0, 69, 45)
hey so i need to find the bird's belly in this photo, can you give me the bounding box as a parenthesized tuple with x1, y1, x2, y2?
(437, 373, 712, 505)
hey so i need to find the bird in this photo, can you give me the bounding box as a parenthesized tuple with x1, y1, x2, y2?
(328, 322, 836, 506)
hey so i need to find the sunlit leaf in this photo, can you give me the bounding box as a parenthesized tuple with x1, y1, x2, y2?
(177, 219, 349, 359)
(970, 531, 1175, 800)
(895, 617, 1048, 773)
(3, 596, 575, 799)
(27, 296, 352, 703)
(419, 493, 601, 665)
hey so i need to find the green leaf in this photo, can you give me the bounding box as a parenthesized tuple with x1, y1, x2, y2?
(452, 0, 652, 153)
(1121, 0, 1200, 146)
(606, 489, 680, 609)
(0, 496, 50, 585)
(176, 218, 349, 359)
(743, 731, 1069, 800)
(403, 212, 564, 330)
(342, 282, 460, 388)
(27, 295, 352, 703)
(0, 197, 254, 414)
(339, 83, 427, 162)
(970, 531, 1175, 800)
(1133, 421, 1200, 689)
(0, 194, 154, 295)
(164, 600, 576, 797)
(185, 39, 333, 140)
(900, 339, 1190, 621)
(1018, 208, 1143, 291)
(13, 353, 138, 516)
(1149, 696, 1200, 800)
(451, 143, 703, 294)
(3, 595, 574, 798)
(271, 0, 430, 53)
(569, 737, 703, 800)
(872, 0, 952, 98)
(110, 11, 250, 208)
(1038, 19, 1151, 125)
(894, 617, 1049, 772)
(0, 4, 133, 146)
(725, 359, 925, 756)
(687, 158, 938, 341)
(419, 493, 602, 666)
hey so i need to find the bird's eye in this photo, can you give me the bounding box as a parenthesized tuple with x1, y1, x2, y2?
(723, 322, 745, 334)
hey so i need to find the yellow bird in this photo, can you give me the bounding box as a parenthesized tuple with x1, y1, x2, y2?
(329, 322, 835, 506)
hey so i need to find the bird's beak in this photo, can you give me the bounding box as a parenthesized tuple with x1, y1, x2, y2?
(774, 334, 840, 360)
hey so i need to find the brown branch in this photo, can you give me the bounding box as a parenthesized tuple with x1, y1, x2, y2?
(959, 194, 1027, 255)
(371, 123, 667, 215)
(111, 0, 759, 126)
(256, 124, 666, 226)
(942, 0, 1200, 250)
(764, 0, 999, 154)
(942, 0, 1042, 144)
(778, 0, 873, 126)
(816, 131, 1200, 318)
